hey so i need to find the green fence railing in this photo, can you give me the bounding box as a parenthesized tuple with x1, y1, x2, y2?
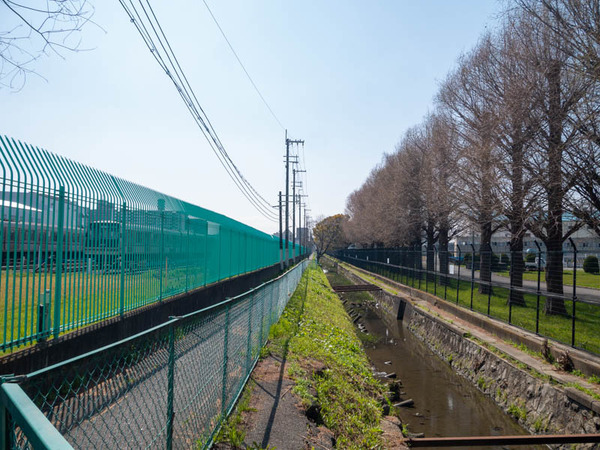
(0, 135, 305, 352)
(0, 259, 309, 449)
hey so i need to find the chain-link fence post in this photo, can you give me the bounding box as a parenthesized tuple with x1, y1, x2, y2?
(221, 303, 231, 416)
(1, 395, 8, 450)
(246, 294, 253, 373)
(53, 185, 65, 340)
(258, 291, 265, 346)
(166, 323, 176, 450)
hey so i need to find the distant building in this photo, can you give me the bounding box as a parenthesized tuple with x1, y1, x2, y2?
(451, 217, 600, 267)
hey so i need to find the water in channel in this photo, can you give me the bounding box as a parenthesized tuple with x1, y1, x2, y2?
(326, 270, 532, 449)
(360, 304, 528, 447)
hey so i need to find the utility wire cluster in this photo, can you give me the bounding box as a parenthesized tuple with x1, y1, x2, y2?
(118, 0, 278, 222)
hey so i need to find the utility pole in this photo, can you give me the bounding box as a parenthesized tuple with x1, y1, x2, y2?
(293, 170, 306, 260)
(298, 196, 307, 255)
(278, 191, 283, 270)
(304, 209, 311, 254)
(298, 195, 301, 257)
(285, 130, 303, 267)
(292, 168, 296, 262)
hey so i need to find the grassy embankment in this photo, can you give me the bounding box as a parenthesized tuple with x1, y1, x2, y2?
(343, 262, 600, 355)
(218, 263, 388, 449)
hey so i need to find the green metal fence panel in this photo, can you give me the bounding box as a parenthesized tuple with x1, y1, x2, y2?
(0, 136, 304, 352)
(3, 260, 308, 449)
(0, 381, 74, 450)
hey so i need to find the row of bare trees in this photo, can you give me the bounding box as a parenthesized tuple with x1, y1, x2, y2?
(344, 0, 600, 315)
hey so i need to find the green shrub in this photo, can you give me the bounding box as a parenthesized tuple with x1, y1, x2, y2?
(524, 253, 536, 263)
(583, 255, 599, 274)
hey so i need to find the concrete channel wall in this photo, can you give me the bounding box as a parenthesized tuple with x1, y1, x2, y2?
(333, 260, 600, 442)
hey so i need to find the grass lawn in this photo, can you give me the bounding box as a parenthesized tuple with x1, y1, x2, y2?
(358, 264, 600, 355)
(0, 265, 206, 354)
(495, 269, 600, 290)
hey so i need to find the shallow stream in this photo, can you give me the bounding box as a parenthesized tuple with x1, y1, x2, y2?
(326, 266, 533, 449)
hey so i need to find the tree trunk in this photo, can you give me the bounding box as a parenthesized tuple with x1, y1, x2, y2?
(544, 60, 567, 316)
(508, 140, 526, 306)
(479, 221, 493, 295)
(545, 237, 567, 315)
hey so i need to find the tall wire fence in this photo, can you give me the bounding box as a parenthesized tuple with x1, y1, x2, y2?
(0, 259, 309, 450)
(0, 136, 305, 352)
(336, 247, 600, 355)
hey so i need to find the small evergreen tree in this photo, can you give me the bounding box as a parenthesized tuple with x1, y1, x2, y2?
(583, 255, 599, 274)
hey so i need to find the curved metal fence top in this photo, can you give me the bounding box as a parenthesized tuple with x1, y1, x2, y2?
(0, 135, 276, 240)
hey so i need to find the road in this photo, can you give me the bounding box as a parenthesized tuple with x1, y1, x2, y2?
(447, 266, 600, 304)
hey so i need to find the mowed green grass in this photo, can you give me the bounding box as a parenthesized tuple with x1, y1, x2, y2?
(0, 266, 206, 354)
(495, 270, 600, 290)
(371, 267, 600, 355)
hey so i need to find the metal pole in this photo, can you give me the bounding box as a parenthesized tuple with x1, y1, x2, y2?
(246, 294, 253, 372)
(298, 198, 302, 258)
(222, 303, 231, 415)
(570, 238, 577, 347)
(53, 186, 65, 340)
(185, 218, 190, 292)
(470, 243, 475, 311)
(120, 201, 126, 318)
(456, 246, 461, 305)
(278, 191, 283, 271)
(159, 209, 165, 301)
(433, 246, 438, 297)
(534, 241, 542, 334)
(285, 131, 290, 268)
(1, 396, 8, 450)
(292, 169, 296, 262)
(166, 324, 176, 450)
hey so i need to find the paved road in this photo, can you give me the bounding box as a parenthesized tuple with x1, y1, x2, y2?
(449, 267, 600, 304)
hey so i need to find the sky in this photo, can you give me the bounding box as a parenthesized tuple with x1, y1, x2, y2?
(0, 0, 503, 234)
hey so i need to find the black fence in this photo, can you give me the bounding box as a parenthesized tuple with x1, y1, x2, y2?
(335, 247, 600, 355)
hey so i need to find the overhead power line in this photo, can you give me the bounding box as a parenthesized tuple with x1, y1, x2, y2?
(119, 0, 278, 222)
(201, 0, 285, 131)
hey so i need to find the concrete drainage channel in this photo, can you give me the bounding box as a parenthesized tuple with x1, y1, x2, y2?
(323, 257, 600, 449)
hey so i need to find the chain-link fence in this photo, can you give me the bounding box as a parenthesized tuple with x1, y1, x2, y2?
(336, 247, 600, 354)
(0, 136, 306, 352)
(0, 259, 308, 449)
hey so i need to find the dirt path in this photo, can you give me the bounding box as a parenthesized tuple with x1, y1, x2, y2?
(214, 354, 335, 450)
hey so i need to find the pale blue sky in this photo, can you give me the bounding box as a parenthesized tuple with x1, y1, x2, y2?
(0, 1, 502, 233)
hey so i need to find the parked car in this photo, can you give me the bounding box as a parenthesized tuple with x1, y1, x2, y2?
(525, 257, 546, 271)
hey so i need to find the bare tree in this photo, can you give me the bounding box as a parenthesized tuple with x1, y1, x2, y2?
(513, 4, 592, 315)
(437, 39, 503, 295)
(425, 112, 460, 284)
(0, 0, 95, 89)
(460, 19, 544, 306)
